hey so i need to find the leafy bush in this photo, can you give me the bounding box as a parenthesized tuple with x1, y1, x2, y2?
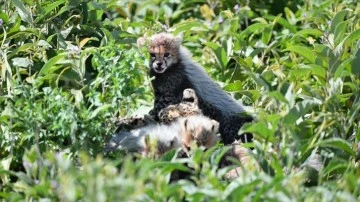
(1, 0, 359, 201)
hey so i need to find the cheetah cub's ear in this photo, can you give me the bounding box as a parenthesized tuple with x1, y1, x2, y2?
(137, 36, 148, 47)
(211, 120, 219, 132)
(172, 33, 183, 49)
(180, 118, 193, 157)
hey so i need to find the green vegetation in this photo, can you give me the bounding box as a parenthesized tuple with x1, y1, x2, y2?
(1, 0, 360, 201)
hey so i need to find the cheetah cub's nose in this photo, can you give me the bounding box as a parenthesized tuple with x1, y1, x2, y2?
(156, 62, 163, 67)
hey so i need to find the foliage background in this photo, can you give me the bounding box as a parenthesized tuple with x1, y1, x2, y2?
(0, 0, 360, 201)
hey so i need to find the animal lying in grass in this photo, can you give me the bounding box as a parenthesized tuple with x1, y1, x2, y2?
(105, 114, 219, 158)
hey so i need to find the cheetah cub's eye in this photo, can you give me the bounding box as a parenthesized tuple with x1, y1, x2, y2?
(164, 53, 170, 57)
(149, 53, 155, 58)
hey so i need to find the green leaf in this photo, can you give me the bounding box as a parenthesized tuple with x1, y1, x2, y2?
(261, 25, 272, 45)
(334, 27, 360, 56)
(284, 99, 320, 125)
(284, 7, 296, 25)
(330, 10, 349, 33)
(293, 29, 323, 38)
(334, 21, 348, 47)
(88, 104, 111, 120)
(12, 0, 33, 24)
(240, 122, 276, 141)
(237, 90, 261, 103)
(39, 53, 67, 75)
(248, 73, 271, 91)
(316, 138, 355, 157)
(351, 44, 360, 76)
(264, 15, 297, 33)
(267, 91, 289, 104)
(237, 23, 268, 40)
(204, 42, 228, 69)
(223, 80, 242, 92)
(334, 57, 354, 78)
(35, 0, 66, 23)
(285, 46, 316, 64)
(0, 11, 9, 24)
(168, 20, 207, 35)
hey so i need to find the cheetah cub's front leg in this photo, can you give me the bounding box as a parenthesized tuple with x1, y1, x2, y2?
(114, 114, 157, 132)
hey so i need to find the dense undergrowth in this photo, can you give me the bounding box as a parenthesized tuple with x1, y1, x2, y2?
(1, 0, 360, 201)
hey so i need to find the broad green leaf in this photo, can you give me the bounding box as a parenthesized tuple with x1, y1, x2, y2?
(293, 29, 323, 38)
(223, 81, 242, 92)
(204, 42, 228, 69)
(330, 10, 349, 33)
(240, 122, 276, 141)
(334, 57, 354, 78)
(168, 20, 207, 35)
(261, 25, 272, 45)
(308, 64, 326, 79)
(100, 28, 114, 45)
(12, 0, 33, 24)
(39, 54, 67, 75)
(284, 7, 296, 25)
(264, 15, 297, 33)
(234, 57, 252, 71)
(284, 99, 319, 125)
(351, 42, 360, 77)
(316, 138, 355, 157)
(267, 91, 289, 104)
(237, 90, 261, 103)
(88, 104, 111, 120)
(0, 11, 9, 24)
(35, 0, 66, 23)
(285, 46, 316, 64)
(237, 23, 268, 40)
(334, 28, 360, 55)
(334, 21, 348, 47)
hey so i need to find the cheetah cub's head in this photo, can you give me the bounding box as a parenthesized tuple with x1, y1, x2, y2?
(181, 115, 220, 150)
(137, 33, 182, 74)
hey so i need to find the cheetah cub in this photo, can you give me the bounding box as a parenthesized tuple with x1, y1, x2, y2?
(179, 115, 219, 156)
(105, 115, 219, 158)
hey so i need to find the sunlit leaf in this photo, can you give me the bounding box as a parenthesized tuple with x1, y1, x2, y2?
(285, 46, 316, 64)
(12, 57, 33, 67)
(12, 0, 33, 24)
(223, 80, 242, 92)
(330, 10, 349, 33)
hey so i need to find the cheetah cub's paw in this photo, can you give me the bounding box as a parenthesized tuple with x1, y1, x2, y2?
(159, 88, 202, 124)
(115, 114, 157, 131)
